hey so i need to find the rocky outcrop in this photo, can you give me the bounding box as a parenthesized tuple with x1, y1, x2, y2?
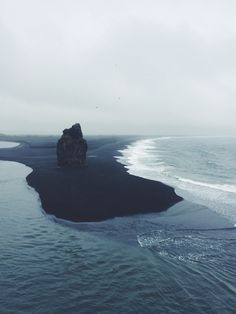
(57, 123, 88, 167)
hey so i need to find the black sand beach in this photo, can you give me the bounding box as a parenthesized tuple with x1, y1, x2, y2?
(0, 136, 183, 222)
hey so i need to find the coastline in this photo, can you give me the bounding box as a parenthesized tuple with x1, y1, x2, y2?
(0, 136, 183, 222)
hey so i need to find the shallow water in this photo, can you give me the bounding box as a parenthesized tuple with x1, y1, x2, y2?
(0, 139, 236, 313)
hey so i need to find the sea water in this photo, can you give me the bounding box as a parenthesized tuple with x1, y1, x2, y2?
(117, 136, 236, 224)
(0, 139, 235, 314)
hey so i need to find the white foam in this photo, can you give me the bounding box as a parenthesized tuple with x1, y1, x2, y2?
(0, 141, 19, 149)
(115, 138, 170, 175)
(177, 177, 236, 194)
(116, 137, 236, 223)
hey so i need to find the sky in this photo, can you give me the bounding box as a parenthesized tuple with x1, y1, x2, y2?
(0, 0, 236, 135)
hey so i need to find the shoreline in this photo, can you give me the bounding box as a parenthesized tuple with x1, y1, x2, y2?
(0, 136, 183, 222)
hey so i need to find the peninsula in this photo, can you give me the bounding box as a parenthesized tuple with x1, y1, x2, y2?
(0, 129, 183, 222)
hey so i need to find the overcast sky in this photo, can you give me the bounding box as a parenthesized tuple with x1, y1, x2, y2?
(0, 0, 236, 135)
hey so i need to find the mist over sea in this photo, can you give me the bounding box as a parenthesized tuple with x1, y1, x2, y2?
(0, 137, 236, 314)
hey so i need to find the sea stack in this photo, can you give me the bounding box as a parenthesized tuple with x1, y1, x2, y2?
(57, 123, 88, 167)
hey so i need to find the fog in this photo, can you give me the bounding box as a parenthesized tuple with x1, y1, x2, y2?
(0, 0, 235, 135)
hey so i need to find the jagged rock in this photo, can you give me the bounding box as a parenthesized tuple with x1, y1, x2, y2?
(57, 123, 88, 167)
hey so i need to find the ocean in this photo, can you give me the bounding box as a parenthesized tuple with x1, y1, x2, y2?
(0, 137, 235, 314)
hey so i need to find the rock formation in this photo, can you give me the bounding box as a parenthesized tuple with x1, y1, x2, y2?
(57, 123, 88, 167)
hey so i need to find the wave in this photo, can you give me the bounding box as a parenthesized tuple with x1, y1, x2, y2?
(117, 137, 236, 223)
(0, 141, 19, 149)
(137, 228, 236, 263)
(176, 177, 236, 194)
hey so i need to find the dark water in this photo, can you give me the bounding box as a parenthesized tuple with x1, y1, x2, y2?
(0, 139, 236, 313)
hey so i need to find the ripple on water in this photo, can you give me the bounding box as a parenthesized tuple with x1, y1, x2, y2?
(137, 227, 236, 264)
(0, 153, 236, 313)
